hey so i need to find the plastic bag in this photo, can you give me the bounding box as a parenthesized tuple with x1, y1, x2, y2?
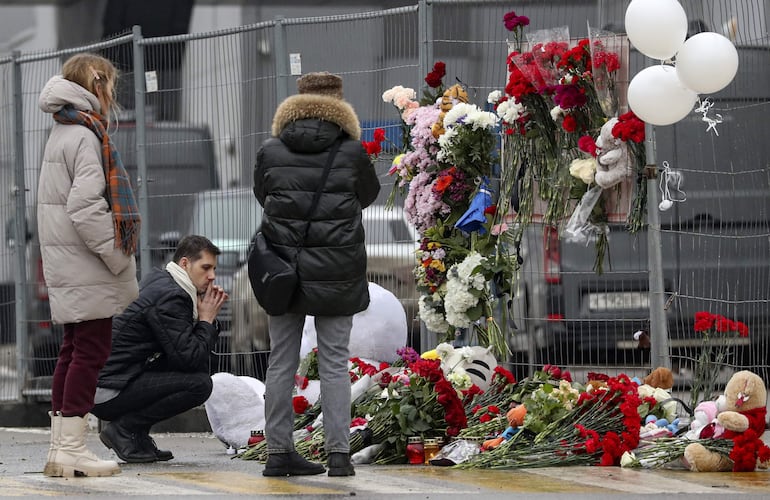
(429, 439, 481, 466)
(563, 185, 606, 245)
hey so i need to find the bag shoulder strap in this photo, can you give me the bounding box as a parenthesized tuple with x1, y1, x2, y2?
(300, 136, 342, 242)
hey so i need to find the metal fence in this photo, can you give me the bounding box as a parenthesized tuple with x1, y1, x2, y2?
(1, 0, 769, 402)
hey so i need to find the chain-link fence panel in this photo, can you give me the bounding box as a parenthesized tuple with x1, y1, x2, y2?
(0, 0, 769, 403)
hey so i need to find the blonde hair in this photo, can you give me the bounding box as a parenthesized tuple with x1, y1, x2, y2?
(61, 53, 119, 119)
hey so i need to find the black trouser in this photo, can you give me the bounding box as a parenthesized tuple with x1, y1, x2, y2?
(91, 371, 212, 432)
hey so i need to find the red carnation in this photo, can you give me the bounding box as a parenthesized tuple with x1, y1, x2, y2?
(561, 114, 577, 133)
(292, 395, 310, 414)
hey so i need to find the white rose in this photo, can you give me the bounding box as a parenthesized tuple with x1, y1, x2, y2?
(569, 158, 597, 185)
(620, 451, 636, 468)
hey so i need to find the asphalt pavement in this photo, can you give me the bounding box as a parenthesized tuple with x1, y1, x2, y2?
(1, 427, 770, 499)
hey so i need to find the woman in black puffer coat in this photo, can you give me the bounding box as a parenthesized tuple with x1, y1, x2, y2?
(253, 72, 379, 478)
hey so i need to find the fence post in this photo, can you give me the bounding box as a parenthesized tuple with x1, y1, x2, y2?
(645, 123, 671, 370)
(11, 51, 29, 401)
(417, 0, 437, 353)
(418, 0, 433, 89)
(273, 16, 290, 103)
(132, 25, 151, 280)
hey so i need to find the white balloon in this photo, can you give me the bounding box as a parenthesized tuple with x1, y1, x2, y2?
(627, 65, 699, 126)
(676, 32, 739, 94)
(625, 0, 688, 60)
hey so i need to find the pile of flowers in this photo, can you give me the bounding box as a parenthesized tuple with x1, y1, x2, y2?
(240, 346, 697, 469)
(491, 10, 648, 273)
(382, 60, 517, 357)
(689, 311, 749, 409)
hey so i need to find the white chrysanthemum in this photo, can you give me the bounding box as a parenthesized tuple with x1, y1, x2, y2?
(466, 109, 499, 130)
(550, 105, 565, 121)
(443, 102, 476, 127)
(496, 99, 524, 123)
(487, 90, 503, 104)
(437, 126, 458, 150)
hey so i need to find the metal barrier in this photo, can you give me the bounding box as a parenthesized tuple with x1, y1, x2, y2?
(1, 0, 769, 402)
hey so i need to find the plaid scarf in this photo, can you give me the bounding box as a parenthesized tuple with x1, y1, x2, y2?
(53, 106, 140, 255)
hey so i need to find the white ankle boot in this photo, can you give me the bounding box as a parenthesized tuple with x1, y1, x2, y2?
(45, 415, 120, 477)
(43, 411, 62, 476)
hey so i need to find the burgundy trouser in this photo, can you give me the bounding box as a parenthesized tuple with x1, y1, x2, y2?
(51, 318, 113, 417)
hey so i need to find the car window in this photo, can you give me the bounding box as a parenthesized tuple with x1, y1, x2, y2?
(190, 192, 262, 241)
(364, 218, 414, 245)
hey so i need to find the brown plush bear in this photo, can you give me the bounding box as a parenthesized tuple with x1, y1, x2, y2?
(643, 367, 674, 390)
(683, 370, 770, 472)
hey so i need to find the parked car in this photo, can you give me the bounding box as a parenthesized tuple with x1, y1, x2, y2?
(229, 205, 419, 378)
(181, 187, 262, 335)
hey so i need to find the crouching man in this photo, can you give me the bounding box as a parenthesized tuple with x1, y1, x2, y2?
(91, 235, 228, 462)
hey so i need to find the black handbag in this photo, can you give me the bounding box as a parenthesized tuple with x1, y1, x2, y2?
(247, 138, 341, 315)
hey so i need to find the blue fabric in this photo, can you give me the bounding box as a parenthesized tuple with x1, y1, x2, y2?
(455, 177, 493, 234)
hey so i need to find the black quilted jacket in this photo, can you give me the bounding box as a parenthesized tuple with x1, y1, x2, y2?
(253, 94, 380, 316)
(96, 268, 219, 389)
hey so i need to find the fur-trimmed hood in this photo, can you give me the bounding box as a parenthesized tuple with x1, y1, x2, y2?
(271, 93, 361, 140)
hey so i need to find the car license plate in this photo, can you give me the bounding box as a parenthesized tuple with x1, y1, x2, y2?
(588, 292, 649, 311)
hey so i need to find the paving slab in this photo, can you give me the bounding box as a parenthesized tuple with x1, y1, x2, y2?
(1, 427, 769, 499)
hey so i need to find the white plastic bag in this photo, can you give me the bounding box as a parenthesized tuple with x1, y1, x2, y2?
(564, 185, 607, 245)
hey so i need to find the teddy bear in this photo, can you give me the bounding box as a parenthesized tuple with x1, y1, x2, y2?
(683, 370, 770, 472)
(643, 366, 674, 390)
(594, 117, 634, 189)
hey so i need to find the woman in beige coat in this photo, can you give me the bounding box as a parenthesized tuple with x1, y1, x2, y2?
(37, 53, 140, 478)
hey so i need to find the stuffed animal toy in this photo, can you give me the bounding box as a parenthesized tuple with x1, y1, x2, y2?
(300, 282, 407, 364)
(684, 400, 724, 441)
(204, 373, 266, 449)
(594, 117, 634, 189)
(643, 367, 674, 390)
(431, 84, 469, 138)
(435, 342, 498, 391)
(683, 370, 770, 472)
(482, 404, 527, 450)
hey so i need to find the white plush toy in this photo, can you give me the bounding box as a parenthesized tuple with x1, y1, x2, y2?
(300, 282, 407, 363)
(435, 342, 498, 392)
(685, 397, 726, 440)
(594, 117, 634, 189)
(204, 372, 266, 449)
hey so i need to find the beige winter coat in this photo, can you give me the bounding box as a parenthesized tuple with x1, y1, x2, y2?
(37, 75, 138, 324)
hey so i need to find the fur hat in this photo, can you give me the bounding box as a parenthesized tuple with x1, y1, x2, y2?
(297, 72, 343, 98)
